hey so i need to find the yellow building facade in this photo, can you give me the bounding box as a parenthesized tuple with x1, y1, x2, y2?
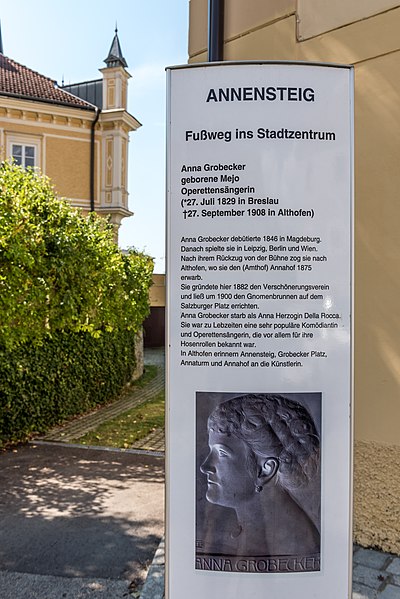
(0, 29, 140, 238)
(188, 0, 400, 553)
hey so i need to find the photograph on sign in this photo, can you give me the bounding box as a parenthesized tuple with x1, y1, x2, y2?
(195, 391, 321, 574)
(166, 61, 353, 599)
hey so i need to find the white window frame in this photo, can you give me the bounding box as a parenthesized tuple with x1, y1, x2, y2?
(11, 143, 36, 168)
(6, 133, 42, 170)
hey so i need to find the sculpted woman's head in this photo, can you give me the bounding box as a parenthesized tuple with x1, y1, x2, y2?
(200, 393, 320, 509)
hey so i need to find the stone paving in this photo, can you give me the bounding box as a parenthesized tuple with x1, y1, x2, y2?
(131, 428, 165, 452)
(353, 546, 400, 598)
(141, 543, 400, 599)
(38, 348, 165, 444)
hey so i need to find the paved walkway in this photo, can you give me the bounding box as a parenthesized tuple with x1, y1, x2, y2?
(353, 546, 400, 598)
(39, 348, 165, 445)
(0, 442, 164, 599)
(131, 427, 165, 452)
(34, 347, 400, 599)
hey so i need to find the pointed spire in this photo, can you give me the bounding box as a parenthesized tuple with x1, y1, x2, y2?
(0, 20, 3, 54)
(104, 25, 128, 68)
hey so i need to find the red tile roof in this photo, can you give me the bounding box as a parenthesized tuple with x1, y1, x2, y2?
(0, 54, 95, 110)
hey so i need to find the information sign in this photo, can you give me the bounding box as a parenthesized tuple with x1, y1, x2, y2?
(166, 62, 353, 599)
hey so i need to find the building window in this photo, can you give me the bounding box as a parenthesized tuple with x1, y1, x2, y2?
(6, 134, 41, 170)
(12, 144, 36, 168)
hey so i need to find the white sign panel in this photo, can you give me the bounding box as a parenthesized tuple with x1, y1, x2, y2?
(166, 62, 353, 599)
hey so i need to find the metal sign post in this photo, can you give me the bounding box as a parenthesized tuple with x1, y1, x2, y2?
(166, 62, 353, 599)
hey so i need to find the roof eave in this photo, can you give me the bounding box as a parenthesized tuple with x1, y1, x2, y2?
(100, 108, 142, 130)
(0, 90, 96, 111)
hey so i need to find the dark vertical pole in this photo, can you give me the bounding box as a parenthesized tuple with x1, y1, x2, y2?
(90, 107, 100, 212)
(208, 0, 224, 62)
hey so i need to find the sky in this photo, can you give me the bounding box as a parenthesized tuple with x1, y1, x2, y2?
(1, 1, 190, 273)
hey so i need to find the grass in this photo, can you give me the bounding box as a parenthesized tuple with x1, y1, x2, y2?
(73, 365, 165, 448)
(127, 364, 158, 389)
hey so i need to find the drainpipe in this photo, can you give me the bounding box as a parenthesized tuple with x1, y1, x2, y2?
(208, 0, 224, 62)
(90, 107, 100, 212)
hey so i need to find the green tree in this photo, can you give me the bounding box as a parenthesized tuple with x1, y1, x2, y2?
(0, 162, 154, 445)
(0, 162, 153, 347)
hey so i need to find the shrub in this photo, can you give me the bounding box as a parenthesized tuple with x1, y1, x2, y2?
(0, 163, 153, 445)
(0, 162, 153, 347)
(0, 328, 138, 444)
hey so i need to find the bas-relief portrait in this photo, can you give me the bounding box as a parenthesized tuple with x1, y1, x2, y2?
(195, 392, 321, 573)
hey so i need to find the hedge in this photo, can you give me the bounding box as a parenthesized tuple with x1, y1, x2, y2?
(0, 328, 138, 445)
(0, 163, 153, 446)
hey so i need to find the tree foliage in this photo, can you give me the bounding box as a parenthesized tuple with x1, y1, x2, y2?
(0, 163, 154, 446)
(0, 162, 153, 348)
